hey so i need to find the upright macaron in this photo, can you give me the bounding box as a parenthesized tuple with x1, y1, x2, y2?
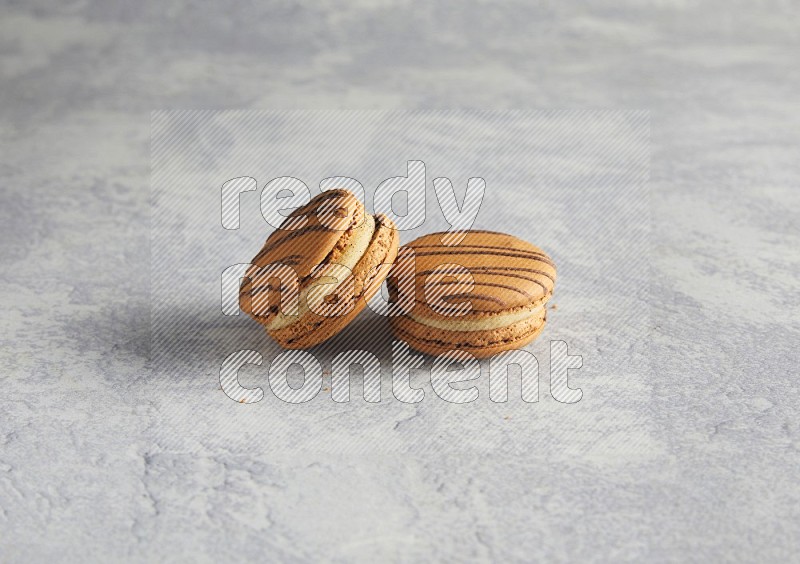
(239, 189, 399, 349)
(389, 231, 556, 358)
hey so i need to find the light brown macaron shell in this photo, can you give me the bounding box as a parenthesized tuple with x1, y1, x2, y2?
(239, 189, 399, 349)
(389, 230, 556, 358)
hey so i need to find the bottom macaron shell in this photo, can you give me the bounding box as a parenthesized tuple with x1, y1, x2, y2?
(268, 215, 399, 349)
(390, 312, 547, 359)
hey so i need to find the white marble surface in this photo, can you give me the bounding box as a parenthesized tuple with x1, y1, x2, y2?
(1, 1, 799, 562)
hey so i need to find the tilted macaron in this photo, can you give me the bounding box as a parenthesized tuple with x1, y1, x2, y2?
(389, 231, 556, 358)
(239, 189, 399, 349)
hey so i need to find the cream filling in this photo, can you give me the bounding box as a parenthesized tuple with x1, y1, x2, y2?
(408, 303, 545, 332)
(268, 215, 376, 330)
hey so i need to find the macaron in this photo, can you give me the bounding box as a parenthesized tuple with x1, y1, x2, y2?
(239, 189, 399, 348)
(388, 231, 556, 358)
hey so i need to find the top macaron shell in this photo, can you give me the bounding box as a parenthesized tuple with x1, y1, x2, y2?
(403, 230, 556, 319)
(388, 230, 556, 357)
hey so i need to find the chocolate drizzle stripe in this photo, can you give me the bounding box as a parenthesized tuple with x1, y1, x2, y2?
(252, 225, 333, 262)
(247, 286, 299, 297)
(417, 266, 556, 284)
(410, 242, 552, 260)
(423, 229, 530, 238)
(417, 266, 555, 294)
(423, 280, 533, 299)
(411, 242, 549, 256)
(409, 248, 555, 266)
(288, 190, 352, 218)
(414, 294, 508, 311)
(438, 292, 506, 305)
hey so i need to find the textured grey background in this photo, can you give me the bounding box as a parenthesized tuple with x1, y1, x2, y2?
(1, 1, 799, 562)
(150, 109, 648, 428)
